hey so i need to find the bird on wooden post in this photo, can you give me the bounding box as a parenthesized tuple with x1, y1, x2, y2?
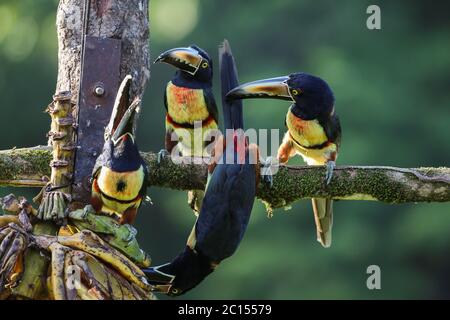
(90, 76, 148, 225)
(154, 45, 219, 214)
(143, 40, 259, 296)
(227, 72, 342, 248)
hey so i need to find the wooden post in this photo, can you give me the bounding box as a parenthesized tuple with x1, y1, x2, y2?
(56, 0, 150, 208)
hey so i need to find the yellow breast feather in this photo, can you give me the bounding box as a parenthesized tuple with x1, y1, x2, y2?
(97, 166, 144, 201)
(286, 110, 328, 147)
(166, 81, 210, 124)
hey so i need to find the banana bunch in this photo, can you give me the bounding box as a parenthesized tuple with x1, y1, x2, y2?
(34, 230, 154, 300)
(0, 195, 155, 300)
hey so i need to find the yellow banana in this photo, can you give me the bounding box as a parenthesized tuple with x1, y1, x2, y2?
(49, 242, 68, 300)
(0, 216, 20, 228)
(0, 229, 14, 259)
(5, 234, 26, 288)
(63, 250, 78, 300)
(71, 251, 109, 299)
(71, 249, 151, 300)
(56, 230, 150, 291)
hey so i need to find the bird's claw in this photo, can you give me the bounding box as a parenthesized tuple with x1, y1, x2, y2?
(157, 149, 170, 164)
(325, 161, 336, 185)
(260, 156, 278, 188)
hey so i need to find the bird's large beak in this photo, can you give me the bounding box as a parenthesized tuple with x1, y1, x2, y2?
(105, 75, 139, 144)
(111, 98, 139, 145)
(226, 76, 293, 101)
(154, 47, 203, 75)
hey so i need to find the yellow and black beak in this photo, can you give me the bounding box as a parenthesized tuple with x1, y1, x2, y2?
(111, 99, 139, 145)
(226, 76, 294, 101)
(154, 47, 203, 75)
(105, 75, 139, 145)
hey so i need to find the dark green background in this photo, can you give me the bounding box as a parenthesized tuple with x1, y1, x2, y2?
(1, 0, 449, 299)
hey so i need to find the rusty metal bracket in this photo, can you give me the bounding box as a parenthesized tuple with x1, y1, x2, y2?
(72, 36, 121, 207)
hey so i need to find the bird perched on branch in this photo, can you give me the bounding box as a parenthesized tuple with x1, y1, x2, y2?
(90, 76, 148, 225)
(143, 40, 258, 296)
(227, 72, 341, 248)
(155, 45, 219, 213)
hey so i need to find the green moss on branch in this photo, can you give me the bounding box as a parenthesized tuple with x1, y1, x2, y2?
(1, 147, 449, 210)
(0, 146, 51, 186)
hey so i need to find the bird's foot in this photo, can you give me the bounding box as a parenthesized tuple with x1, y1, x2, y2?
(325, 160, 336, 185)
(144, 195, 153, 205)
(260, 156, 279, 188)
(157, 149, 170, 164)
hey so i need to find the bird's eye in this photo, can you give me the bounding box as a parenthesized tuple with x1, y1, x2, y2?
(201, 62, 208, 68)
(291, 89, 300, 96)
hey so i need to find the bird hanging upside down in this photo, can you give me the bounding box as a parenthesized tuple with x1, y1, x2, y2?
(91, 75, 148, 225)
(155, 45, 219, 213)
(143, 40, 259, 296)
(227, 72, 342, 248)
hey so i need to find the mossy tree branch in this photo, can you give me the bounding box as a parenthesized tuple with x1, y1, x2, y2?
(0, 146, 52, 187)
(1, 147, 449, 211)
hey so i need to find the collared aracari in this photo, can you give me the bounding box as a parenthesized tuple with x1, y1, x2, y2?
(91, 75, 148, 225)
(155, 45, 219, 157)
(143, 40, 258, 296)
(227, 73, 341, 248)
(155, 45, 219, 213)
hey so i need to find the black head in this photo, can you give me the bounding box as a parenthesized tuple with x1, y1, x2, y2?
(155, 45, 213, 85)
(101, 133, 143, 172)
(287, 73, 335, 119)
(226, 72, 335, 119)
(188, 45, 213, 83)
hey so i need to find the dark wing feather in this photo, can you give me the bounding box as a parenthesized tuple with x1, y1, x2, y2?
(163, 87, 168, 112)
(331, 114, 342, 149)
(138, 160, 149, 198)
(195, 162, 256, 262)
(219, 39, 243, 130)
(320, 113, 342, 149)
(203, 87, 219, 124)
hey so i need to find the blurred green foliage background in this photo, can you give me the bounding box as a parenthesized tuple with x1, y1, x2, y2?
(0, 0, 449, 299)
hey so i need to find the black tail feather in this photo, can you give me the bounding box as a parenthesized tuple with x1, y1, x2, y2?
(219, 40, 243, 131)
